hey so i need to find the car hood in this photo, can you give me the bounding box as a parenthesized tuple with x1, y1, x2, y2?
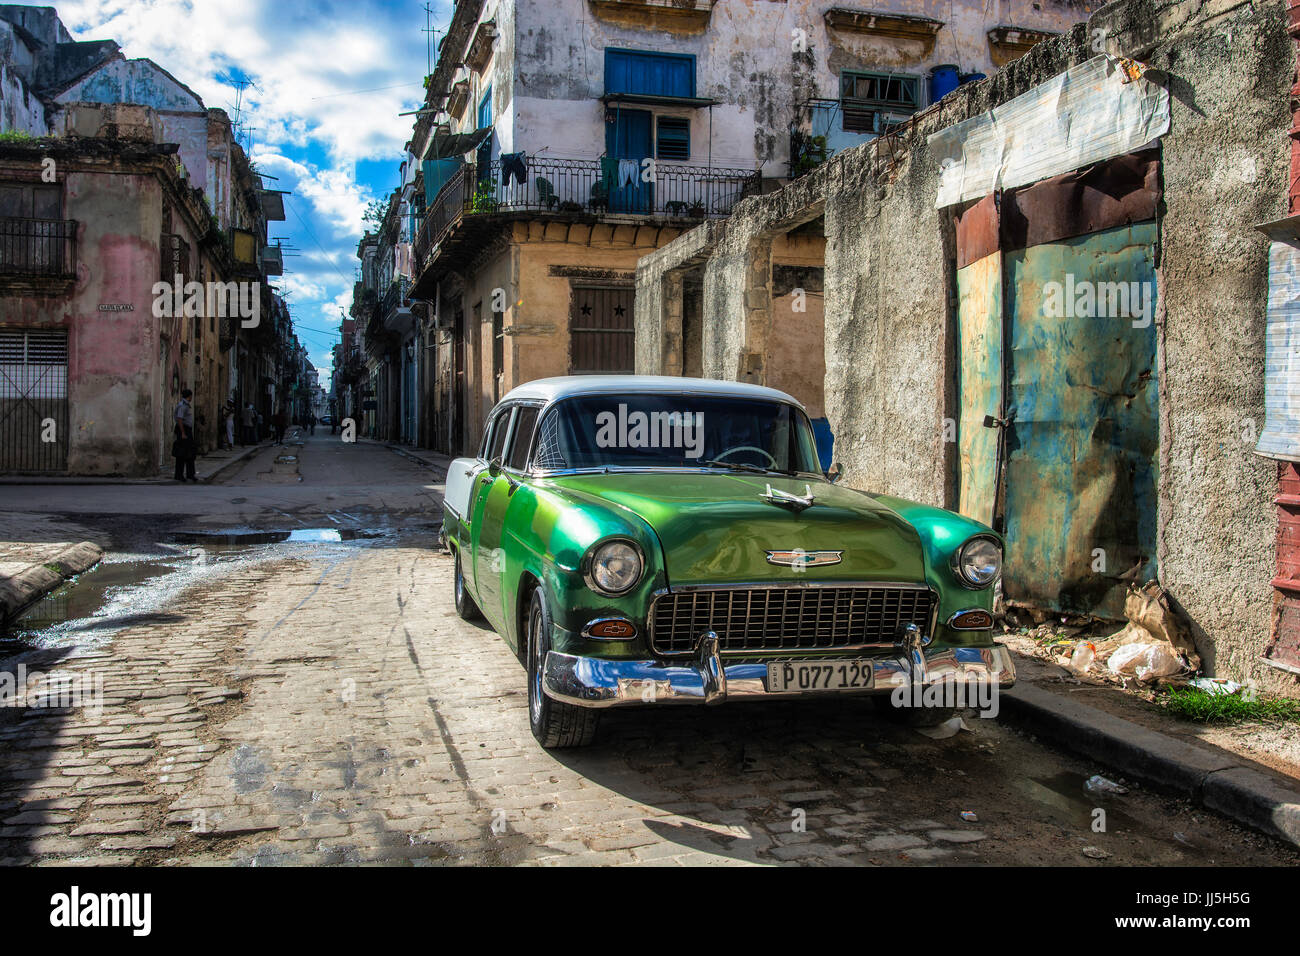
(543, 471, 927, 585)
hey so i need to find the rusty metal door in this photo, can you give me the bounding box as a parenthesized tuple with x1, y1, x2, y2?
(956, 251, 1003, 526)
(0, 327, 69, 473)
(1001, 222, 1159, 617)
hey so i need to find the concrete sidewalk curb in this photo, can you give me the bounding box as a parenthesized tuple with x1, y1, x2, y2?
(0, 443, 266, 486)
(200, 443, 264, 484)
(0, 541, 104, 628)
(382, 443, 450, 477)
(1000, 682, 1300, 849)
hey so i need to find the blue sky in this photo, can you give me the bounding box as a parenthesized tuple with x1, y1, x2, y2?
(51, 0, 451, 379)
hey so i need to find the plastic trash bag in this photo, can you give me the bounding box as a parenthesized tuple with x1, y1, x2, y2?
(1107, 641, 1182, 682)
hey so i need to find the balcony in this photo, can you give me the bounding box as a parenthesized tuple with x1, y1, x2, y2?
(413, 156, 759, 280)
(0, 218, 77, 291)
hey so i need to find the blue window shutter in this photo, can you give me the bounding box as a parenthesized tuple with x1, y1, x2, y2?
(604, 49, 694, 98)
(478, 87, 492, 128)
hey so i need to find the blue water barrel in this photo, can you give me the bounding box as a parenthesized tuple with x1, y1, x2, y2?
(930, 64, 960, 102)
(959, 72, 987, 86)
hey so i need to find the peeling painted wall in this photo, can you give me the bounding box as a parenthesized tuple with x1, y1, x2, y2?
(633, 0, 1298, 694)
(1, 152, 226, 476)
(505, 0, 1092, 176)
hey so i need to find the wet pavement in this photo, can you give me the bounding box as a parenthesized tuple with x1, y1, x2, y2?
(0, 434, 1297, 866)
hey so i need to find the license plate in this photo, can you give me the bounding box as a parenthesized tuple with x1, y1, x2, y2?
(767, 660, 875, 693)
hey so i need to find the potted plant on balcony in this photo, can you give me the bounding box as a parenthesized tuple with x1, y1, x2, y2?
(470, 179, 498, 213)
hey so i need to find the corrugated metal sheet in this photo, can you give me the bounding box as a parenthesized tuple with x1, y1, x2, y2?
(1257, 240, 1300, 460)
(954, 193, 999, 270)
(999, 150, 1160, 251)
(929, 56, 1170, 209)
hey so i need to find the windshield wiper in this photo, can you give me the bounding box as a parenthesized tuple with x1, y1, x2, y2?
(700, 459, 776, 475)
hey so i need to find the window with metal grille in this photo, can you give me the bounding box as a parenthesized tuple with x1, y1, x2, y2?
(840, 72, 919, 133)
(0, 328, 69, 472)
(656, 117, 690, 160)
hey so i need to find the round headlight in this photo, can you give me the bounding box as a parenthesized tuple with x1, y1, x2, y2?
(587, 540, 643, 595)
(956, 537, 1002, 588)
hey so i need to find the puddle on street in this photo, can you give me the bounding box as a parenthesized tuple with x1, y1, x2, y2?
(1019, 771, 1142, 832)
(169, 528, 392, 547)
(2, 525, 436, 651)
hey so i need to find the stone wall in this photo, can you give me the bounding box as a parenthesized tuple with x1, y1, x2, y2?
(634, 0, 1298, 692)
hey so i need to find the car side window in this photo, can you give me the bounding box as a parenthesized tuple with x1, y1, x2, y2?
(479, 412, 498, 460)
(506, 406, 540, 472)
(487, 408, 513, 463)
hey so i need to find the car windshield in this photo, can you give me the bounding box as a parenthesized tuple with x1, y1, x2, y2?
(531, 394, 823, 474)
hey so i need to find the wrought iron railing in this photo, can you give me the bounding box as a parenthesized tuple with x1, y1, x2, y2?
(0, 218, 77, 279)
(414, 157, 759, 271)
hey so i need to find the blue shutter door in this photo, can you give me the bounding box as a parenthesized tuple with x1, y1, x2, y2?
(604, 50, 694, 98)
(605, 108, 653, 214)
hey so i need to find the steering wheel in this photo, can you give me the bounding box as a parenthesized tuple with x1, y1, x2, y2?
(712, 445, 778, 468)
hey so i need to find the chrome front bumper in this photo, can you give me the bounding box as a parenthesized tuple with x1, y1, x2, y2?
(542, 632, 1017, 709)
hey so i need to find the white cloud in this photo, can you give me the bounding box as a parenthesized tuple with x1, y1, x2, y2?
(51, 0, 444, 379)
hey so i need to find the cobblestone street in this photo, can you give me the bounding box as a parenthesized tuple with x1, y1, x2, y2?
(1, 437, 1295, 867)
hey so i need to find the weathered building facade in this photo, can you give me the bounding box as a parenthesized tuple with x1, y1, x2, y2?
(356, 0, 1090, 457)
(0, 5, 292, 475)
(635, 0, 1300, 694)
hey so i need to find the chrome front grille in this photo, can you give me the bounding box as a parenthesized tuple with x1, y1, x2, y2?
(649, 585, 935, 656)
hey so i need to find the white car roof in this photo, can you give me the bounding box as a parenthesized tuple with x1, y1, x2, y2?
(499, 375, 805, 409)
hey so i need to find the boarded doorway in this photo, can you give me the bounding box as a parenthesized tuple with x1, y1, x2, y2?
(955, 153, 1161, 618)
(570, 285, 634, 373)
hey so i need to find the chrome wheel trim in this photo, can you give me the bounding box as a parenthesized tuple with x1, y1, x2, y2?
(529, 603, 544, 726)
(454, 552, 464, 605)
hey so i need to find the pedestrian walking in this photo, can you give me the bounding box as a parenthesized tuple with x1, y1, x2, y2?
(272, 407, 287, 444)
(173, 388, 197, 482)
(306, 410, 317, 436)
(241, 401, 256, 445)
(223, 401, 236, 449)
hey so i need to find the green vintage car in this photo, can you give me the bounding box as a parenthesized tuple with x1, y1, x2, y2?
(443, 376, 1015, 748)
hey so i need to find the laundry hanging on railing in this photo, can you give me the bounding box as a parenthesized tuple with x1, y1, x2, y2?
(501, 152, 528, 185)
(618, 159, 640, 187)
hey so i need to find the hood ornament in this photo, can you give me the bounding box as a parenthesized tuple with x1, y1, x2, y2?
(761, 483, 816, 513)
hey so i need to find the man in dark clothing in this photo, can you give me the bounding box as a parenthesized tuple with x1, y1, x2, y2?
(272, 408, 287, 445)
(173, 388, 197, 482)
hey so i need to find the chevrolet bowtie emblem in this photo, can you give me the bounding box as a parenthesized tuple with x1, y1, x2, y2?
(765, 549, 843, 568)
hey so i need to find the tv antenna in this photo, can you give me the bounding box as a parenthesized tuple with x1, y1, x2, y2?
(422, 3, 442, 76)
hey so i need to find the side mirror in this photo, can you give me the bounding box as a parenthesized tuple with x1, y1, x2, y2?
(826, 462, 843, 484)
(487, 458, 502, 478)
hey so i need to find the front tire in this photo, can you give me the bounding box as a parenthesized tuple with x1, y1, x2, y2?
(527, 589, 599, 748)
(453, 547, 481, 621)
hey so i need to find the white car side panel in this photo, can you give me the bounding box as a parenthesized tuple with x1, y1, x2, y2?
(445, 457, 485, 520)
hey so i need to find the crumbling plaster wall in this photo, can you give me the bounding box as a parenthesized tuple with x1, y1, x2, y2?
(1092, 0, 1293, 692)
(646, 0, 1294, 689)
(510, 0, 1092, 176)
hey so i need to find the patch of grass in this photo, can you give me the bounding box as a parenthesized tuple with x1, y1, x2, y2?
(0, 130, 36, 143)
(1161, 686, 1300, 725)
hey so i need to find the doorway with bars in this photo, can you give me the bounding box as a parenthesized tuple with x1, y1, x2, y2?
(0, 327, 69, 473)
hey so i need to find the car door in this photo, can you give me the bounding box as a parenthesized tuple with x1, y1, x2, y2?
(474, 404, 543, 631)
(471, 406, 515, 627)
